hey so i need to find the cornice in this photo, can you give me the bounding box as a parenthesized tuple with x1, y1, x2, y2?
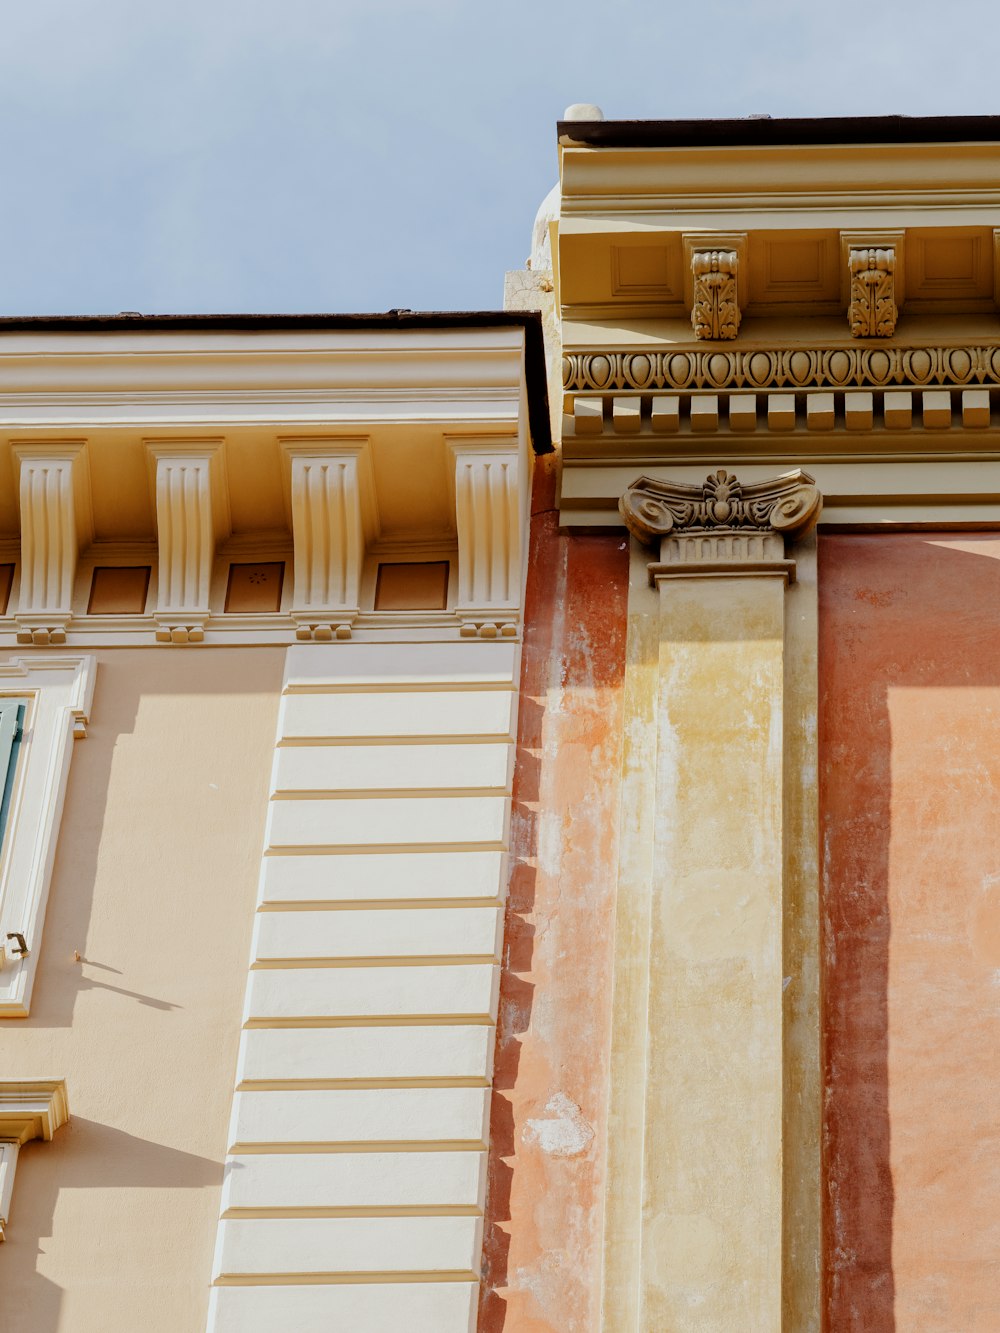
(557, 115, 1000, 150)
(0, 326, 552, 454)
(0, 1081, 69, 1145)
(563, 342, 1000, 394)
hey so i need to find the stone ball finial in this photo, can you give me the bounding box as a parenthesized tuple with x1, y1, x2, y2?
(563, 103, 604, 122)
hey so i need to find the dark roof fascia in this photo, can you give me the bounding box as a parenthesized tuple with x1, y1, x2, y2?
(0, 310, 552, 455)
(557, 114, 1000, 150)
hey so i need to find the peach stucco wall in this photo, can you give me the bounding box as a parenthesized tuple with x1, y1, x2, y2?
(0, 648, 283, 1333)
(820, 534, 1000, 1331)
(480, 456, 630, 1330)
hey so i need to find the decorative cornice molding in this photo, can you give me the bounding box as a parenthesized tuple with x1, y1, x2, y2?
(848, 247, 897, 338)
(0, 1080, 69, 1241)
(0, 655, 96, 739)
(0, 1080, 69, 1145)
(621, 469, 821, 544)
(562, 343, 1000, 394)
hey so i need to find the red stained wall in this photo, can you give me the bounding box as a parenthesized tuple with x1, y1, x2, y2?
(479, 456, 630, 1331)
(821, 533, 1000, 1332)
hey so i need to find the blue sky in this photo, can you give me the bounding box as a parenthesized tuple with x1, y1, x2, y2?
(3, 0, 999, 316)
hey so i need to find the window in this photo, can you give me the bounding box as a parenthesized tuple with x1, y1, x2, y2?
(0, 656, 95, 1017)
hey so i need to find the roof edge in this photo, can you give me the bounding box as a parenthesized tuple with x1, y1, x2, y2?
(557, 113, 1000, 150)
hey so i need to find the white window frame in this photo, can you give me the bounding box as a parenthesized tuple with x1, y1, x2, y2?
(0, 655, 96, 1017)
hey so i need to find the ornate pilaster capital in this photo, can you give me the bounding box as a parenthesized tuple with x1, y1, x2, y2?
(690, 250, 741, 341)
(848, 246, 898, 338)
(620, 468, 821, 584)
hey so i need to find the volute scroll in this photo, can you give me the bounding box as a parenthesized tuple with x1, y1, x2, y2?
(620, 468, 822, 545)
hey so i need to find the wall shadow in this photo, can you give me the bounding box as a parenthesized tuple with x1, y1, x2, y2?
(2, 646, 284, 1330)
(14, 648, 283, 1029)
(819, 534, 1000, 1331)
(1, 1120, 221, 1333)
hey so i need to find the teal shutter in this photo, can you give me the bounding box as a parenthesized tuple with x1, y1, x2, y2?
(0, 702, 25, 844)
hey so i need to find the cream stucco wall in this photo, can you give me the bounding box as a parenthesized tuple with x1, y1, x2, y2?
(0, 648, 283, 1333)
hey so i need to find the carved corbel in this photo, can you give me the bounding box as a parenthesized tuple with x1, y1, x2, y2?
(145, 441, 229, 644)
(691, 251, 741, 339)
(683, 233, 746, 341)
(842, 231, 903, 339)
(848, 248, 897, 337)
(0, 1080, 69, 1240)
(13, 442, 93, 645)
(281, 440, 378, 641)
(620, 468, 821, 584)
(448, 439, 522, 638)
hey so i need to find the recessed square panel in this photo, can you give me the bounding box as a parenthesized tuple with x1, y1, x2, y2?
(749, 232, 840, 308)
(88, 566, 150, 615)
(907, 230, 992, 305)
(225, 562, 284, 614)
(0, 565, 14, 615)
(924, 238, 976, 283)
(374, 562, 449, 611)
(611, 245, 677, 297)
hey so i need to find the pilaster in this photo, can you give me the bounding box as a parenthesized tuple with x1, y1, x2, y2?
(13, 442, 92, 645)
(605, 469, 820, 1330)
(146, 441, 228, 644)
(448, 439, 521, 638)
(281, 440, 377, 641)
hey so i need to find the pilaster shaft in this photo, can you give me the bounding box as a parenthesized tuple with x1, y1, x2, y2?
(283, 441, 375, 642)
(610, 468, 820, 1329)
(449, 441, 521, 638)
(14, 443, 90, 645)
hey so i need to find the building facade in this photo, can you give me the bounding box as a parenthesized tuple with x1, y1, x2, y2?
(3, 114, 1000, 1331)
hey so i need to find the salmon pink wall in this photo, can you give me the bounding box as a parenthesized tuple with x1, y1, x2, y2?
(480, 456, 630, 1331)
(821, 533, 1000, 1331)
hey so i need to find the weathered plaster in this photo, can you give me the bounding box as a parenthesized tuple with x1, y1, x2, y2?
(821, 533, 1000, 1331)
(480, 455, 629, 1331)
